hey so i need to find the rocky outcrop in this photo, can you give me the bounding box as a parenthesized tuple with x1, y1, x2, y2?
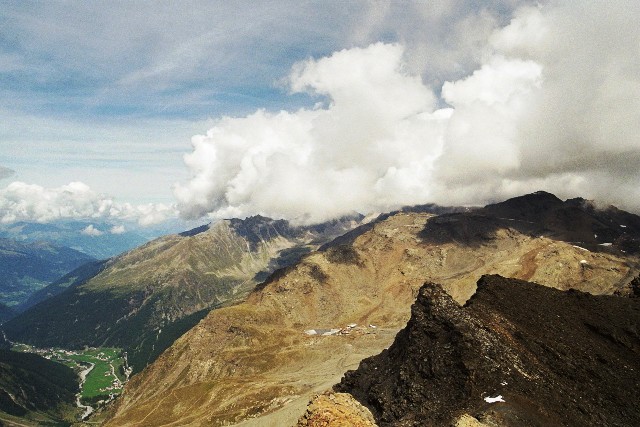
(615, 274, 640, 298)
(297, 392, 377, 427)
(481, 191, 640, 253)
(336, 275, 640, 426)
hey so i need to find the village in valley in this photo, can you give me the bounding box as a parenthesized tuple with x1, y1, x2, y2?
(12, 344, 129, 407)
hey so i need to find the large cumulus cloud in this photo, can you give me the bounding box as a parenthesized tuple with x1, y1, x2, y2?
(175, 1, 640, 223)
(174, 43, 446, 224)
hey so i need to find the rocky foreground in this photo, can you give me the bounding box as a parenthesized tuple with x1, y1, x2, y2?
(329, 275, 640, 426)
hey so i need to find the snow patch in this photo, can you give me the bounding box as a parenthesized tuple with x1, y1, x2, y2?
(572, 245, 589, 252)
(484, 395, 505, 403)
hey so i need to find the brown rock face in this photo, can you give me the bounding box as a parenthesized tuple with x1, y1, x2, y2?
(336, 275, 640, 426)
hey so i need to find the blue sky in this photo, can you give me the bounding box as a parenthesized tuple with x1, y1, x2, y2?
(1, 1, 639, 225)
(0, 1, 345, 203)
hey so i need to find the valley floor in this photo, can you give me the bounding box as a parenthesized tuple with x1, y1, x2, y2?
(11, 344, 129, 416)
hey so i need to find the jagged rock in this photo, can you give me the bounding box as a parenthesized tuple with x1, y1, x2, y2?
(614, 275, 640, 298)
(337, 275, 640, 426)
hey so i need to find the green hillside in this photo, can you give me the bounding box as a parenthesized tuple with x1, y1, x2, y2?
(18, 260, 108, 312)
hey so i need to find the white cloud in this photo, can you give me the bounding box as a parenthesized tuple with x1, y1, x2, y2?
(175, 43, 443, 224)
(0, 1, 527, 217)
(432, 56, 542, 187)
(110, 225, 126, 234)
(175, 1, 640, 222)
(81, 224, 104, 237)
(0, 181, 175, 225)
(3, 1, 638, 223)
(348, 0, 530, 86)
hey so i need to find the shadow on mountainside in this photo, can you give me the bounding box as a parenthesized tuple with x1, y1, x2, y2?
(418, 191, 640, 254)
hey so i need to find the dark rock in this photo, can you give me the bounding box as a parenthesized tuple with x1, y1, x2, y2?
(417, 191, 640, 254)
(336, 275, 640, 426)
(615, 275, 640, 298)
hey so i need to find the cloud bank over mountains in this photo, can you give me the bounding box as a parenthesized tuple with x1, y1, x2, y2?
(175, 1, 640, 224)
(0, 181, 173, 226)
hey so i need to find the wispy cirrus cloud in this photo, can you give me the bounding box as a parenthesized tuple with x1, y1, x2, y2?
(0, 1, 523, 121)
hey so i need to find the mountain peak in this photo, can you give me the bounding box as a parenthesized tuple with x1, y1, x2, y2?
(484, 190, 563, 213)
(178, 223, 211, 237)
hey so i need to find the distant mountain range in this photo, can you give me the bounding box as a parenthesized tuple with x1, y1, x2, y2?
(103, 192, 640, 426)
(4, 215, 363, 372)
(0, 220, 150, 260)
(18, 260, 108, 312)
(0, 218, 206, 315)
(0, 238, 95, 308)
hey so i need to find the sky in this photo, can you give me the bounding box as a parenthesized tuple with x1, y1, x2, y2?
(1, 0, 639, 226)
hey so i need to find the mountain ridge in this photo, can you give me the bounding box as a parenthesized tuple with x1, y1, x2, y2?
(103, 192, 640, 426)
(0, 237, 95, 308)
(4, 214, 363, 372)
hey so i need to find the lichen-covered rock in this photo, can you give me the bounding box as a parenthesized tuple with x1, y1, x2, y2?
(297, 392, 377, 427)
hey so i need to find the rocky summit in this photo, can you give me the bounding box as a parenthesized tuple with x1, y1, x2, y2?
(335, 275, 640, 426)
